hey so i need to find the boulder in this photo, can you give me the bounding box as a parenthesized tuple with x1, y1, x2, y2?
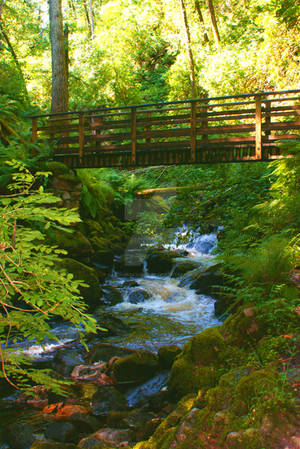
(146, 249, 178, 274)
(102, 285, 123, 305)
(52, 349, 84, 377)
(171, 260, 201, 277)
(60, 258, 102, 309)
(158, 345, 181, 368)
(179, 263, 224, 295)
(92, 312, 130, 337)
(53, 228, 93, 260)
(44, 421, 79, 443)
(30, 441, 77, 449)
(128, 288, 151, 304)
(88, 343, 135, 364)
(78, 428, 130, 448)
(5, 422, 34, 449)
(112, 350, 159, 383)
(114, 254, 144, 275)
(90, 386, 128, 415)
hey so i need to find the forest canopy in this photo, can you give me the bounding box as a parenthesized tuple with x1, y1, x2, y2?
(0, 0, 299, 113)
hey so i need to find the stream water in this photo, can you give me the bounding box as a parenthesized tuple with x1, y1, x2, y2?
(21, 228, 220, 358)
(0, 228, 221, 448)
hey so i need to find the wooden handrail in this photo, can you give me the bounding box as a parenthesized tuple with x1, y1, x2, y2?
(30, 90, 300, 168)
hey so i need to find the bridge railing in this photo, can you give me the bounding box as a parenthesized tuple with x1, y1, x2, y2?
(31, 89, 300, 166)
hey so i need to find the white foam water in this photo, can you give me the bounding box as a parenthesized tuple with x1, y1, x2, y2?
(164, 226, 218, 258)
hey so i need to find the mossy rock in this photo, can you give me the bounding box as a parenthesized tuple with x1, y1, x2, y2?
(190, 327, 226, 365)
(231, 367, 279, 416)
(52, 228, 93, 260)
(146, 249, 179, 275)
(158, 345, 181, 369)
(225, 428, 263, 449)
(47, 161, 70, 176)
(221, 308, 263, 347)
(179, 263, 223, 296)
(171, 260, 201, 277)
(84, 219, 126, 254)
(168, 356, 196, 397)
(30, 441, 77, 449)
(113, 350, 159, 383)
(60, 258, 102, 308)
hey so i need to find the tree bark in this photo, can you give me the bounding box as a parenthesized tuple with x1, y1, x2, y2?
(89, 0, 95, 39)
(207, 0, 221, 48)
(194, 0, 209, 44)
(49, 0, 68, 113)
(179, 0, 197, 98)
(0, 0, 4, 21)
(0, 22, 29, 102)
(64, 23, 69, 107)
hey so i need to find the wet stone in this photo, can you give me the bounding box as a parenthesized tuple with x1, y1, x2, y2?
(128, 288, 152, 304)
(44, 421, 79, 443)
(5, 422, 34, 449)
(90, 386, 129, 416)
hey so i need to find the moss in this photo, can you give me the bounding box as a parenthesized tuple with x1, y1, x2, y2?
(221, 308, 262, 347)
(146, 396, 195, 449)
(51, 227, 93, 260)
(190, 327, 226, 365)
(47, 161, 70, 176)
(168, 356, 195, 397)
(60, 258, 102, 308)
(224, 428, 263, 449)
(113, 351, 159, 382)
(30, 441, 77, 449)
(205, 385, 232, 411)
(231, 367, 279, 417)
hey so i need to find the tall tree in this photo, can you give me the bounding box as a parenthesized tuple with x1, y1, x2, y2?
(49, 0, 68, 113)
(194, 0, 209, 44)
(207, 0, 221, 48)
(179, 0, 197, 98)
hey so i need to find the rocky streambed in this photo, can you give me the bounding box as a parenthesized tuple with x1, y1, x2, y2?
(0, 230, 224, 449)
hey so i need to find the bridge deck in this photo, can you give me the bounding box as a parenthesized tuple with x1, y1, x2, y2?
(31, 90, 300, 168)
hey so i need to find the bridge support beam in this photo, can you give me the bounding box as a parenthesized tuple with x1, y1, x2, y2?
(131, 107, 137, 165)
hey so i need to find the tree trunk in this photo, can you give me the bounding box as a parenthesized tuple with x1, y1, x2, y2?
(207, 0, 221, 48)
(0, 0, 4, 20)
(89, 0, 95, 39)
(179, 0, 197, 98)
(49, 0, 68, 113)
(0, 22, 29, 102)
(194, 0, 209, 44)
(64, 23, 69, 107)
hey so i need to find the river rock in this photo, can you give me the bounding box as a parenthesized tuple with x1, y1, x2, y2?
(93, 311, 130, 337)
(60, 258, 103, 309)
(78, 428, 130, 448)
(30, 441, 77, 449)
(146, 249, 178, 274)
(5, 422, 34, 449)
(114, 253, 144, 275)
(90, 386, 128, 415)
(52, 349, 85, 377)
(128, 288, 151, 304)
(179, 263, 223, 295)
(171, 260, 201, 277)
(112, 350, 159, 383)
(88, 344, 135, 364)
(102, 285, 123, 305)
(158, 345, 181, 368)
(45, 421, 79, 443)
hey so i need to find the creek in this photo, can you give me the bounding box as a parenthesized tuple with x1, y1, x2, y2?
(0, 228, 221, 449)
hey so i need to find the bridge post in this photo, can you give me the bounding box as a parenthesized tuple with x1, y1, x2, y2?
(79, 113, 85, 161)
(131, 107, 137, 165)
(32, 118, 38, 142)
(255, 95, 262, 160)
(190, 100, 197, 163)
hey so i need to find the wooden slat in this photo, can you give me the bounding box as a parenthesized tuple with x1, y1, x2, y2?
(32, 118, 38, 142)
(131, 107, 137, 165)
(190, 101, 197, 162)
(79, 113, 85, 159)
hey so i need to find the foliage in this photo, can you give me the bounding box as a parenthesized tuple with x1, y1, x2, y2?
(0, 161, 96, 391)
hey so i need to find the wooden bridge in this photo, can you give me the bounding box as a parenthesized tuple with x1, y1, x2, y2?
(31, 90, 300, 168)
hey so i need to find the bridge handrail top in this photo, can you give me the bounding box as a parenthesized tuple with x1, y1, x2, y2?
(29, 88, 300, 119)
